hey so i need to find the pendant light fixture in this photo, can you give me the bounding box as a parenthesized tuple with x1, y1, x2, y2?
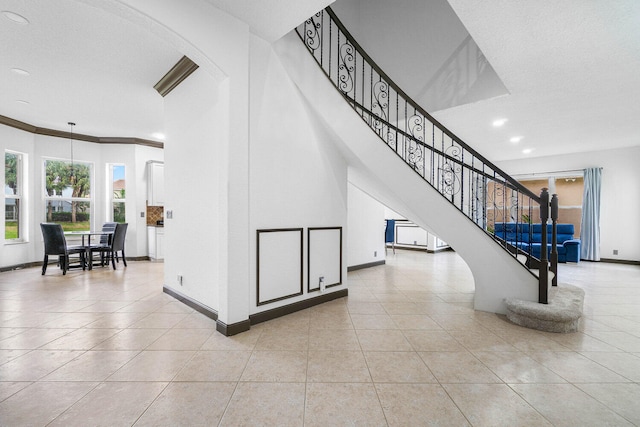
(68, 121, 76, 184)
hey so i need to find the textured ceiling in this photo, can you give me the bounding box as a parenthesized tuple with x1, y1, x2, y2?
(204, 0, 334, 42)
(1, 0, 638, 161)
(434, 0, 640, 161)
(0, 0, 332, 139)
(0, 0, 181, 140)
(332, 0, 510, 113)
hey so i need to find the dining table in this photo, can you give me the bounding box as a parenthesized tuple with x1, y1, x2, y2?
(65, 230, 113, 270)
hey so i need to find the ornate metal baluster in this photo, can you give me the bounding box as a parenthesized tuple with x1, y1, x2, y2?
(439, 144, 461, 199)
(406, 114, 424, 172)
(460, 147, 465, 211)
(302, 13, 322, 56)
(338, 40, 355, 96)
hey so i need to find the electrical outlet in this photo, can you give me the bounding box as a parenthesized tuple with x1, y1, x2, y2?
(613, 249, 618, 255)
(140, 212, 145, 218)
(374, 251, 377, 257)
(319, 276, 325, 293)
(177, 275, 183, 286)
(166, 210, 173, 219)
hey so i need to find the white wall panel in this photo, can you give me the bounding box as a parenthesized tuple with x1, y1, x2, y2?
(257, 229, 303, 305)
(308, 227, 342, 291)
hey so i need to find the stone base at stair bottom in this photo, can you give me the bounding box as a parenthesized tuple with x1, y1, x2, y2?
(504, 284, 585, 333)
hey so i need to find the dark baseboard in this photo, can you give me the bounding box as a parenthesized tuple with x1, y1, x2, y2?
(1, 256, 151, 273)
(165, 286, 348, 335)
(163, 286, 253, 336)
(250, 288, 348, 325)
(392, 245, 427, 252)
(163, 286, 218, 321)
(427, 247, 453, 254)
(216, 319, 251, 336)
(0, 261, 42, 272)
(599, 258, 640, 266)
(347, 260, 385, 272)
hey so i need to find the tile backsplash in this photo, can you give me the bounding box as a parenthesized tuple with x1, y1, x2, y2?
(147, 206, 164, 225)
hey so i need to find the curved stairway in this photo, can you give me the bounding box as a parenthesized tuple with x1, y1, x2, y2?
(273, 7, 557, 314)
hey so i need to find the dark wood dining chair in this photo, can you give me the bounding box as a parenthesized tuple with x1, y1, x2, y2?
(89, 223, 128, 270)
(87, 222, 117, 268)
(40, 223, 86, 275)
(98, 222, 117, 244)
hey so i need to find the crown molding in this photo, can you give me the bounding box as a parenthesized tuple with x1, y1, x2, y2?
(0, 115, 36, 133)
(99, 137, 163, 148)
(0, 115, 163, 148)
(35, 127, 100, 143)
(154, 55, 199, 97)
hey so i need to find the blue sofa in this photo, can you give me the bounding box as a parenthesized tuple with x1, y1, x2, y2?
(494, 222, 581, 263)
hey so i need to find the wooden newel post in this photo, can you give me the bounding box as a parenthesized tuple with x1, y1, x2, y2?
(539, 188, 549, 304)
(550, 194, 559, 286)
(540, 188, 549, 223)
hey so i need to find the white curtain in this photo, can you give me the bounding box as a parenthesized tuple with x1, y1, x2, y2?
(580, 167, 602, 261)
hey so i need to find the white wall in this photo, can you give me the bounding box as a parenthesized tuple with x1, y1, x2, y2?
(162, 67, 226, 313)
(115, 0, 252, 326)
(249, 35, 348, 315)
(0, 123, 163, 269)
(497, 146, 640, 262)
(347, 183, 385, 268)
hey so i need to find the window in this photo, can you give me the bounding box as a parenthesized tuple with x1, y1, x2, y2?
(5, 151, 24, 241)
(109, 164, 126, 223)
(44, 159, 92, 231)
(519, 176, 584, 235)
(551, 177, 584, 236)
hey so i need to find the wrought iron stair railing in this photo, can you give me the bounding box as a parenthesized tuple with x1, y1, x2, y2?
(295, 7, 558, 303)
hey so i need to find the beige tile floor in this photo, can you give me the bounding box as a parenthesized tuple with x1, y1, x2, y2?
(0, 251, 639, 426)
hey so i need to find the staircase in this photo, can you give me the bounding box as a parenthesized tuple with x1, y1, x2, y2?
(274, 7, 560, 314)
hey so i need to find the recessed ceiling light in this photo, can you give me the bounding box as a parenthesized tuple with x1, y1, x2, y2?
(2, 11, 29, 25)
(152, 132, 166, 140)
(522, 148, 533, 154)
(16, 100, 30, 105)
(510, 136, 523, 143)
(492, 118, 507, 127)
(11, 68, 30, 76)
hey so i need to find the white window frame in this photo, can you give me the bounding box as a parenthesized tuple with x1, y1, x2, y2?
(5, 150, 27, 243)
(43, 157, 94, 231)
(108, 163, 126, 223)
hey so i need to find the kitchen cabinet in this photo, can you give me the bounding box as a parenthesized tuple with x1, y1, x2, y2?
(147, 161, 164, 206)
(148, 226, 164, 261)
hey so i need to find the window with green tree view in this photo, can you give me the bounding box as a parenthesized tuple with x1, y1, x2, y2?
(5, 151, 24, 240)
(44, 159, 92, 232)
(110, 164, 126, 223)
